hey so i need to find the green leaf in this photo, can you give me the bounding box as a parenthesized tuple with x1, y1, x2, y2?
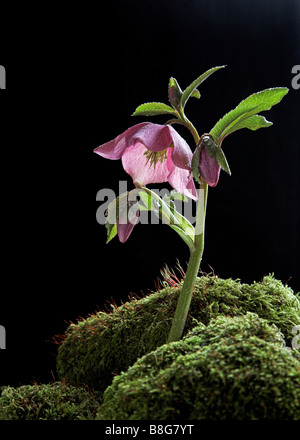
(170, 225, 195, 251)
(201, 136, 231, 175)
(105, 222, 117, 243)
(138, 204, 148, 211)
(210, 87, 288, 143)
(222, 114, 273, 138)
(162, 191, 195, 239)
(181, 65, 226, 109)
(192, 136, 231, 180)
(105, 193, 129, 243)
(168, 203, 195, 240)
(235, 87, 288, 114)
(140, 187, 195, 251)
(215, 148, 231, 175)
(191, 89, 201, 99)
(191, 143, 203, 184)
(163, 189, 188, 204)
(105, 190, 140, 243)
(210, 106, 258, 143)
(138, 187, 176, 224)
(201, 135, 220, 158)
(138, 189, 153, 210)
(132, 102, 177, 117)
(105, 192, 129, 225)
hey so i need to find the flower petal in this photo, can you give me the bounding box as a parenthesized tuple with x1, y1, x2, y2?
(167, 155, 198, 200)
(129, 123, 172, 152)
(93, 123, 148, 160)
(168, 125, 193, 171)
(117, 211, 139, 243)
(199, 147, 221, 187)
(121, 142, 169, 186)
(116, 197, 140, 243)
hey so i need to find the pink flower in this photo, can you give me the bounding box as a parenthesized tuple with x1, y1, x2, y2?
(117, 201, 140, 243)
(94, 123, 197, 200)
(192, 135, 228, 187)
(198, 147, 221, 187)
(117, 215, 139, 243)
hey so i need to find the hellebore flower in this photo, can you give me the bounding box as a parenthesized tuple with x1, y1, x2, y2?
(94, 122, 197, 200)
(117, 199, 140, 243)
(117, 213, 139, 243)
(198, 146, 221, 187)
(105, 190, 141, 243)
(192, 135, 230, 187)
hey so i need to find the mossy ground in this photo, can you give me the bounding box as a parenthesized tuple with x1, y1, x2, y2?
(1, 273, 300, 420)
(57, 274, 300, 393)
(0, 381, 101, 420)
(97, 313, 300, 420)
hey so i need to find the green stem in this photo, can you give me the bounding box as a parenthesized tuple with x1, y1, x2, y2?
(166, 106, 209, 342)
(166, 108, 208, 342)
(167, 179, 208, 342)
(177, 109, 200, 145)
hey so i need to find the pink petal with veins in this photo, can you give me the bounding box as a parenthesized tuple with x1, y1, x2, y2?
(167, 154, 198, 200)
(168, 125, 193, 171)
(93, 123, 148, 159)
(199, 147, 221, 187)
(121, 142, 169, 186)
(129, 123, 172, 152)
(117, 211, 139, 243)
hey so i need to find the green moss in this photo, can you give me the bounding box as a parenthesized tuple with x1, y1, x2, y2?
(0, 382, 101, 420)
(97, 313, 300, 420)
(57, 274, 300, 392)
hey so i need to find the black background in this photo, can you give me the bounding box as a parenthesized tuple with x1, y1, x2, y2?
(0, 0, 299, 388)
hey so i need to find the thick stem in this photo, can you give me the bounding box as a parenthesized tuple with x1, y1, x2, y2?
(167, 180, 208, 342)
(177, 108, 200, 145)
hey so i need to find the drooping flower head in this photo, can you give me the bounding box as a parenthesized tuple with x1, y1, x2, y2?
(198, 145, 221, 187)
(94, 122, 197, 200)
(191, 134, 231, 187)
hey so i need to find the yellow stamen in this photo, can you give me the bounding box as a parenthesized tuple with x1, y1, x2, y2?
(144, 148, 168, 169)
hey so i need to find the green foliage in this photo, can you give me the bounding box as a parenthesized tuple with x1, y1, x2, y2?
(191, 142, 202, 183)
(168, 76, 201, 110)
(133, 66, 225, 120)
(194, 135, 231, 176)
(222, 114, 272, 137)
(105, 187, 195, 249)
(56, 274, 300, 393)
(163, 189, 188, 204)
(132, 102, 176, 117)
(138, 187, 195, 251)
(97, 313, 300, 420)
(180, 65, 225, 109)
(0, 382, 101, 420)
(210, 87, 288, 143)
(190, 88, 201, 99)
(105, 189, 140, 243)
(105, 222, 117, 243)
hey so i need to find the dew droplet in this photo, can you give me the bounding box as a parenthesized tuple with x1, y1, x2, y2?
(153, 199, 161, 209)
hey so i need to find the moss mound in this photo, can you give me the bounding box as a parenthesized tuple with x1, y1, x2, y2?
(0, 382, 101, 420)
(57, 274, 300, 392)
(97, 313, 300, 420)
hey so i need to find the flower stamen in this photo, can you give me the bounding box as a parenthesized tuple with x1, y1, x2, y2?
(144, 148, 168, 169)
